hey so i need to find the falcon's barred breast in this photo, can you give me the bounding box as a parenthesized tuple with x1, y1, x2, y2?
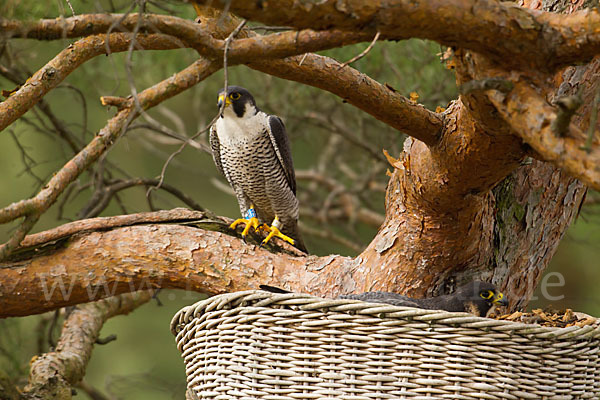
(210, 86, 307, 253)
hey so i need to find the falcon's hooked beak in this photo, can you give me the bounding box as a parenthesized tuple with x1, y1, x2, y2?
(217, 94, 231, 109)
(492, 291, 509, 306)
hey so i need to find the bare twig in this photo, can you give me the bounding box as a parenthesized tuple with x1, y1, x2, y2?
(302, 111, 387, 162)
(101, 96, 130, 110)
(128, 123, 208, 151)
(0, 213, 40, 260)
(338, 31, 380, 69)
(221, 19, 247, 116)
(8, 130, 44, 185)
(147, 122, 214, 200)
(77, 380, 112, 400)
(95, 334, 117, 345)
(124, 1, 147, 114)
(81, 177, 205, 218)
(582, 89, 600, 152)
(48, 309, 61, 350)
(64, 0, 75, 16)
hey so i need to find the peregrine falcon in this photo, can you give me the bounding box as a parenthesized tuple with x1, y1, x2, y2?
(210, 86, 307, 253)
(260, 281, 508, 317)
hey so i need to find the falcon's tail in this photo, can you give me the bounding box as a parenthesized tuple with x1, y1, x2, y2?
(259, 285, 291, 294)
(284, 222, 308, 254)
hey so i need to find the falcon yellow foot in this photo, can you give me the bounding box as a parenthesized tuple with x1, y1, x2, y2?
(230, 208, 260, 238)
(261, 217, 295, 247)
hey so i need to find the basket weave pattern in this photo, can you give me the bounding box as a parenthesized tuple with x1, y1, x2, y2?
(171, 291, 600, 399)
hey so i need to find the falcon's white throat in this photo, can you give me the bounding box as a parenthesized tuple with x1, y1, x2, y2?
(216, 103, 269, 144)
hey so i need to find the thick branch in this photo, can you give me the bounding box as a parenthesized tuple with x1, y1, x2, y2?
(1, 14, 374, 63)
(199, 0, 600, 71)
(487, 80, 600, 190)
(250, 54, 442, 145)
(23, 291, 154, 399)
(0, 212, 353, 318)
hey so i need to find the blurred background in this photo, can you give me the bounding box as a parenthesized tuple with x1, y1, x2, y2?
(1, 1, 599, 399)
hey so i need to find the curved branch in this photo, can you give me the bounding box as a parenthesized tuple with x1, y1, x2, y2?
(488, 80, 600, 190)
(0, 65, 82, 154)
(250, 54, 442, 145)
(23, 291, 154, 398)
(0, 33, 182, 133)
(198, 0, 600, 72)
(18, 208, 218, 249)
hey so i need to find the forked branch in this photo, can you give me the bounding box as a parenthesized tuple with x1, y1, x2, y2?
(196, 0, 600, 72)
(23, 291, 154, 398)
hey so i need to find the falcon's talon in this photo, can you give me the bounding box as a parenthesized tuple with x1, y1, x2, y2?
(261, 225, 296, 247)
(230, 217, 260, 237)
(258, 223, 271, 232)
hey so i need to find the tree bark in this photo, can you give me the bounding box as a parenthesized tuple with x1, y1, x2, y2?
(0, 1, 596, 318)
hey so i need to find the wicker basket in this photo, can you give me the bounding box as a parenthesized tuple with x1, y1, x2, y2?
(171, 290, 600, 399)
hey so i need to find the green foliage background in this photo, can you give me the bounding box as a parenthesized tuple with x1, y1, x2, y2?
(0, 1, 599, 398)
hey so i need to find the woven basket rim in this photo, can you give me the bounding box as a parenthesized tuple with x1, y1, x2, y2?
(171, 290, 600, 340)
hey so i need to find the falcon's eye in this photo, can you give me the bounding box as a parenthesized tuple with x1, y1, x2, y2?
(230, 92, 241, 100)
(480, 290, 494, 300)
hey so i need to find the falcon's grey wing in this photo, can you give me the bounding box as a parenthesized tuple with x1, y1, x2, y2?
(267, 115, 296, 195)
(209, 124, 225, 178)
(340, 292, 423, 308)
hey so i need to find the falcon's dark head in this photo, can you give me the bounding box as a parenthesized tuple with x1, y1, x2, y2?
(456, 281, 509, 317)
(217, 86, 258, 119)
